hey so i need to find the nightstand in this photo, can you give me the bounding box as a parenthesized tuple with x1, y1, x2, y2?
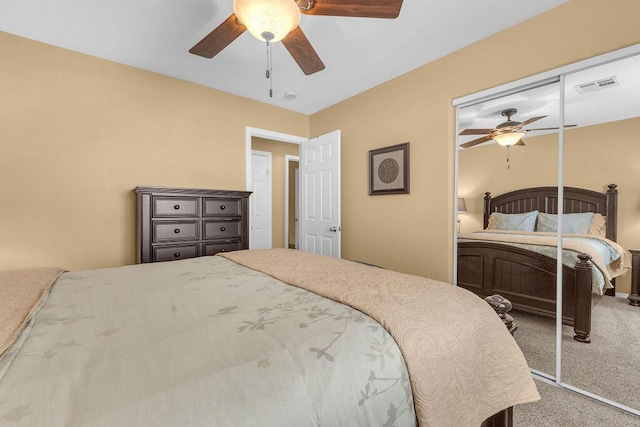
(629, 250, 640, 306)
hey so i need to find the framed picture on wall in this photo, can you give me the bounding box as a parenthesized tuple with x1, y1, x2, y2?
(369, 142, 410, 195)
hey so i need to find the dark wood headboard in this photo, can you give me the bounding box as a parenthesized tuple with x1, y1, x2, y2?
(483, 184, 618, 242)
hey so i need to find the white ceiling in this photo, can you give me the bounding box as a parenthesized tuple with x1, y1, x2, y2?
(458, 53, 640, 148)
(0, 0, 566, 115)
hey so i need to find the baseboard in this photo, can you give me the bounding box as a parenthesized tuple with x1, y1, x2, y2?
(615, 292, 629, 299)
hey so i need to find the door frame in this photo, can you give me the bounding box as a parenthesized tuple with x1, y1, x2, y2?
(284, 154, 300, 249)
(245, 127, 307, 248)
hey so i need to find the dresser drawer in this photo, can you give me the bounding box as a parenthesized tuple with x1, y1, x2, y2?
(203, 198, 241, 217)
(153, 197, 198, 217)
(152, 221, 198, 243)
(203, 219, 241, 239)
(153, 244, 198, 262)
(203, 241, 243, 256)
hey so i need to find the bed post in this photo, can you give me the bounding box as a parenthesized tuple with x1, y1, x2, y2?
(573, 254, 593, 343)
(484, 295, 517, 335)
(481, 407, 513, 427)
(483, 192, 492, 229)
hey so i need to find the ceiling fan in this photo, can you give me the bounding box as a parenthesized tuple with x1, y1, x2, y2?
(189, 0, 404, 76)
(459, 108, 577, 149)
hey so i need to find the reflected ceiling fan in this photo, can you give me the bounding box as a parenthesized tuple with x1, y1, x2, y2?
(459, 108, 577, 149)
(189, 0, 404, 76)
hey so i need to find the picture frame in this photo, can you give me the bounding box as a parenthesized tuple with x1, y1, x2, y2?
(369, 142, 410, 195)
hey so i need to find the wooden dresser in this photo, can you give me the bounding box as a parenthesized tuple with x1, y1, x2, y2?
(134, 186, 251, 263)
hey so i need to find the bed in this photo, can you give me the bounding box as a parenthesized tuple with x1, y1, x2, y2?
(0, 249, 538, 427)
(457, 184, 631, 344)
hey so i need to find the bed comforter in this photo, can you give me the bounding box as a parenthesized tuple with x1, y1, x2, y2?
(458, 230, 631, 294)
(0, 249, 538, 427)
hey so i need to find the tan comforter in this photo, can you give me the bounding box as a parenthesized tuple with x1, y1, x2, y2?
(458, 230, 631, 282)
(0, 267, 65, 357)
(220, 249, 540, 427)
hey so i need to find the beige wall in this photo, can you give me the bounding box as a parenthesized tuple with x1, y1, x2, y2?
(0, 32, 308, 271)
(310, 0, 640, 283)
(251, 138, 300, 248)
(460, 117, 640, 294)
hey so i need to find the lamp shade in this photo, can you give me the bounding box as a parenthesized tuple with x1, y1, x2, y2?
(234, 0, 301, 43)
(493, 132, 524, 147)
(457, 198, 468, 213)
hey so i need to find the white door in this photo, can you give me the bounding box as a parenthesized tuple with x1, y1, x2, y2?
(250, 151, 272, 249)
(299, 130, 341, 258)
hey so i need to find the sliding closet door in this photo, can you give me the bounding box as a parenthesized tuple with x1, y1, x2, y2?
(456, 81, 561, 378)
(560, 54, 640, 412)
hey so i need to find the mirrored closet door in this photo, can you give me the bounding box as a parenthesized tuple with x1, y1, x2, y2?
(456, 81, 561, 378)
(455, 43, 640, 417)
(561, 53, 640, 412)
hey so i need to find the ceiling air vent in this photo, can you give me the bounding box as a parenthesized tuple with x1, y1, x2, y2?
(575, 76, 620, 94)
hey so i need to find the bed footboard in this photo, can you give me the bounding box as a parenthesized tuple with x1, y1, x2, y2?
(458, 242, 593, 343)
(482, 407, 513, 427)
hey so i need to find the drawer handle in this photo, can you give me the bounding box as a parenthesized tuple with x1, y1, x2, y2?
(220, 205, 226, 210)
(174, 228, 181, 234)
(174, 252, 181, 258)
(220, 249, 226, 252)
(174, 204, 180, 210)
(220, 227, 226, 232)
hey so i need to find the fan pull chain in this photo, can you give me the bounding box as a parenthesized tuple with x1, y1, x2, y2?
(265, 41, 273, 98)
(506, 146, 510, 170)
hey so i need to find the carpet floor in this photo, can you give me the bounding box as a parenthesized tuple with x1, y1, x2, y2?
(511, 296, 640, 424)
(515, 379, 640, 426)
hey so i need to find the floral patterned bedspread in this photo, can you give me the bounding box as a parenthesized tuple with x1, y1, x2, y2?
(0, 255, 416, 426)
(220, 249, 539, 427)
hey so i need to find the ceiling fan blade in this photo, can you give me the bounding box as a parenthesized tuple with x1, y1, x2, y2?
(459, 128, 496, 136)
(189, 14, 246, 58)
(524, 124, 578, 131)
(517, 115, 547, 128)
(282, 26, 326, 75)
(460, 135, 494, 149)
(302, 0, 403, 18)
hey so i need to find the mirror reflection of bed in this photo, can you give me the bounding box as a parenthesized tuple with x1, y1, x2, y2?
(457, 80, 562, 377)
(457, 184, 627, 344)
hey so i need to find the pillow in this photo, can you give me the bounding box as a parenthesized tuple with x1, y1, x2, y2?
(487, 210, 539, 232)
(535, 212, 593, 234)
(589, 213, 606, 237)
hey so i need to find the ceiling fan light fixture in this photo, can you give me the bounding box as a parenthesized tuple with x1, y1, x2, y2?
(234, 0, 301, 43)
(493, 132, 524, 147)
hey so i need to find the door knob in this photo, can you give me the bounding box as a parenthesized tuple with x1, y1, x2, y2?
(329, 226, 337, 232)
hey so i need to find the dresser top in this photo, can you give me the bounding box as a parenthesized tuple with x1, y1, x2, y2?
(134, 186, 252, 197)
